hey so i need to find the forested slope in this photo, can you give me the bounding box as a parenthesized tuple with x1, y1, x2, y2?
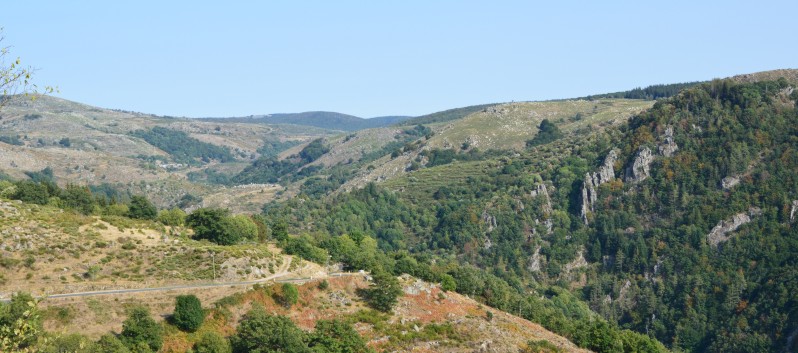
(265, 77, 798, 352)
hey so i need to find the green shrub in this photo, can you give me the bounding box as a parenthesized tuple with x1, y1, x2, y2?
(194, 331, 231, 353)
(172, 295, 204, 332)
(277, 283, 299, 308)
(120, 306, 163, 352)
(127, 195, 157, 220)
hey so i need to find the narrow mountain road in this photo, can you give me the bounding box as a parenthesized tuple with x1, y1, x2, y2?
(34, 255, 295, 300)
(28, 256, 360, 301)
(1, 252, 367, 303)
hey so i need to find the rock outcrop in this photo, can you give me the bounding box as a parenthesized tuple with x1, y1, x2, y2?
(581, 150, 618, 224)
(791, 200, 798, 223)
(623, 126, 678, 184)
(530, 183, 553, 214)
(707, 208, 761, 247)
(721, 176, 740, 190)
(624, 146, 653, 183)
(658, 126, 679, 157)
(482, 210, 497, 233)
(527, 246, 542, 272)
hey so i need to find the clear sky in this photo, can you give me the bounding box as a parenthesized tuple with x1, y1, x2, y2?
(1, 1, 796, 118)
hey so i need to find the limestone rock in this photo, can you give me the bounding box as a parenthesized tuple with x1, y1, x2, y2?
(530, 183, 553, 214)
(481, 210, 497, 232)
(721, 176, 740, 190)
(527, 246, 542, 272)
(581, 150, 618, 224)
(625, 147, 653, 183)
(791, 200, 798, 223)
(658, 126, 679, 157)
(707, 208, 761, 247)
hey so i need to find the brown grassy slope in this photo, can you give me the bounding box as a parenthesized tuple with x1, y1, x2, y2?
(40, 275, 591, 353)
(0, 96, 331, 211)
(340, 99, 651, 191)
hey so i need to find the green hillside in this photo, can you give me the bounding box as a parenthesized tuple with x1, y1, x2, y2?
(261, 75, 798, 352)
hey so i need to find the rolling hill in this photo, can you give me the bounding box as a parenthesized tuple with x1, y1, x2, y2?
(201, 111, 413, 131)
(0, 96, 336, 212)
(3, 69, 798, 353)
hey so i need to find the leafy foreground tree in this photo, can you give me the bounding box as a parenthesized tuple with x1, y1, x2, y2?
(0, 293, 44, 353)
(0, 28, 54, 110)
(230, 306, 309, 353)
(172, 295, 204, 332)
(120, 306, 163, 353)
(194, 331, 231, 353)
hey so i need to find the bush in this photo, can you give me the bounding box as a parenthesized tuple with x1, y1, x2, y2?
(526, 119, 563, 147)
(230, 307, 309, 353)
(194, 331, 231, 353)
(127, 195, 157, 220)
(172, 295, 204, 332)
(520, 339, 564, 353)
(11, 181, 51, 205)
(223, 215, 258, 242)
(61, 184, 97, 215)
(120, 306, 163, 352)
(360, 270, 402, 312)
(440, 274, 457, 292)
(308, 319, 370, 353)
(186, 208, 233, 244)
(91, 334, 131, 353)
(277, 283, 299, 308)
(157, 208, 186, 226)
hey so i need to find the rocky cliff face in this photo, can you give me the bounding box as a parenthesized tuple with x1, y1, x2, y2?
(707, 207, 762, 247)
(658, 126, 679, 157)
(530, 183, 553, 215)
(624, 146, 654, 183)
(581, 150, 617, 224)
(791, 200, 798, 223)
(624, 125, 679, 183)
(482, 210, 497, 232)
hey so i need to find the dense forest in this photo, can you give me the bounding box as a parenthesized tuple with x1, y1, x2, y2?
(132, 127, 235, 165)
(581, 82, 702, 101)
(264, 78, 798, 352)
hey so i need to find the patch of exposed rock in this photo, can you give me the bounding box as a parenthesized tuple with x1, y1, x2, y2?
(707, 207, 762, 247)
(791, 200, 798, 223)
(581, 150, 617, 224)
(658, 126, 679, 157)
(721, 176, 740, 190)
(482, 210, 497, 233)
(530, 183, 553, 214)
(400, 274, 436, 295)
(624, 126, 679, 184)
(527, 246, 543, 272)
(624, 146, 653, 183)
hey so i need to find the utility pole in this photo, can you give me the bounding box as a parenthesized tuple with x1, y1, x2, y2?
(211, 252, 216, 282)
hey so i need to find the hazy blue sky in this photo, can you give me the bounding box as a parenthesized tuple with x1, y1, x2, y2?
(2, 1, 796, 118)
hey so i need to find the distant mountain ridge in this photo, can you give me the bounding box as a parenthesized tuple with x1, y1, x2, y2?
(201, 111, 413, 131)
